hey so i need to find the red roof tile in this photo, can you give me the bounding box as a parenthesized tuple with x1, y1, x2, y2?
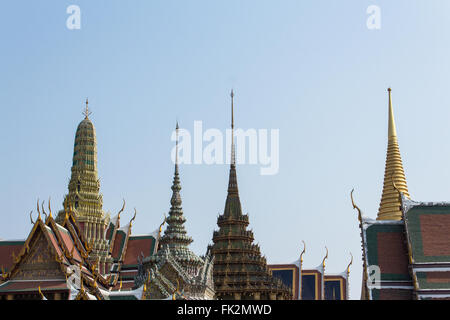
(123, 236, 156, 266)
(0, 280, 68, 293)
(0, 241, 24, 272)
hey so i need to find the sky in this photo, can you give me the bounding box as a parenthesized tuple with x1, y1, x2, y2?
(1, 1, 450, 299)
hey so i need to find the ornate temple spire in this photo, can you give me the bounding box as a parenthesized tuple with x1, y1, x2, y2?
(377, 88, 410, 220)
(210, 90, 291, 300)
(55, 99, 113, 275)
(159, 122, 202, 267)
(64, 99, 103, 219)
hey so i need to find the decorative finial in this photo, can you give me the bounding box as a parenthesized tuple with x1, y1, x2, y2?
(130, 208, 137, 227)
(83, 98, 91, 119)
(117, 199, 126, 222)
(48, 197, 52, 219)
(41, 200, 48, 221)
(30, 211, 35, 225)
(322, 246, 328, 269)
(37, 199, 41, 221)
(159, 214, 167, 235)
(230, 89, 235, 166)
(350, 189, 363, 222)
(347, 252, 353, 275)
(38, 286, 45, 300)
(300, 240, 306, 264)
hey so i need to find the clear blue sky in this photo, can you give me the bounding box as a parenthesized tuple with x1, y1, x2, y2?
(2, 1, 450, 299)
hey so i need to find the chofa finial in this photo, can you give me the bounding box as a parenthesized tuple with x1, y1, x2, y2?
(300, 240, 306, 264)
(350, 188, 363, 222)
(322, 246, 328, 268)
(347, 252, 353, 275)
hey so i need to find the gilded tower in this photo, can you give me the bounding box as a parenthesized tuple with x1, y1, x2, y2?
(57, 99, 112, 274)
(209, 91, 291, 300)
(377, 88, 410, 220)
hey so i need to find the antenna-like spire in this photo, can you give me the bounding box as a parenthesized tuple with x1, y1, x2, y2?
(175, 121, 179, 172)
(227, 89, 238, 194)
(230, 89, 235, 166)
(83, 98, 91, 119)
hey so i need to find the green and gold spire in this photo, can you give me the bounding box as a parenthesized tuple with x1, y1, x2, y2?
(66, 98, 103, 218)
(57, 99, 112, 274)
(377, 88, 410, 220)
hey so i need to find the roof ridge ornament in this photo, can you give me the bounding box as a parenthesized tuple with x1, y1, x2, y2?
(63, 197, 69, 222)
(130, 208, 137, 227)
(159, 214, 167, 237)
(300, 240, 306, 265)
(346, 252, 353, 275)
(48, 197, 52, 219)
(30, 211, 35, 225)
(350, 189, 363, 222)
(41, 200, 48, 221)
(37, 199, 42, 221)
(117, 199, 126, 221)
(38, 286, 45, 300)
(322, 246, 328, 269)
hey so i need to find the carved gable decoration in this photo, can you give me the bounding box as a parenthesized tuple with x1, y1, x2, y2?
(10, 226, 65, 281)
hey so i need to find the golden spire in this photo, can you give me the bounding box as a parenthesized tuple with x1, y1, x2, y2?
(377, 88, 410, 220)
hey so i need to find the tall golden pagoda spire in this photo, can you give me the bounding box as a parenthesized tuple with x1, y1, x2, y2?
(377, 88, 410, 220)
(56, 98, 113, 274)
